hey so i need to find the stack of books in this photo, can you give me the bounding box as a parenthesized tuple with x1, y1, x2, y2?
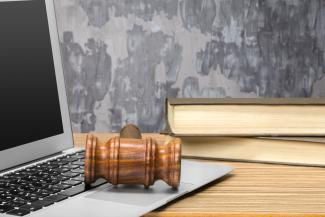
(164, 98, 325, 166)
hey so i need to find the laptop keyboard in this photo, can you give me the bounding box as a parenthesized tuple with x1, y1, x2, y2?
(0, 150, 92, 216)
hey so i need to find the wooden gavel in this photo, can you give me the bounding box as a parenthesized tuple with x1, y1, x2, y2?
(84, 124, 181, 188)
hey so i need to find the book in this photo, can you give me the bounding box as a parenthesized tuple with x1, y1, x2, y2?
(166, 98, 325, 136)
(181, 136, 325, 166)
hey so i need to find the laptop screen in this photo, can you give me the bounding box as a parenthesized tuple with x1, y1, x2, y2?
(0, 0, 64, 152)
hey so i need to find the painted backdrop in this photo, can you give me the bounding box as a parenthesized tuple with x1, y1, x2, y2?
(55, 0, 325, 133)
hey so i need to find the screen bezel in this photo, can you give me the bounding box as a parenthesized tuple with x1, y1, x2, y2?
(0, 0, 74, 171)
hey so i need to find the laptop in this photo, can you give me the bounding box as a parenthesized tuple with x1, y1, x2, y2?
(0, 0, 233, 216)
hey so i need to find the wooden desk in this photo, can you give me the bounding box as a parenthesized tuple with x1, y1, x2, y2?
(74, 133, 325, 217)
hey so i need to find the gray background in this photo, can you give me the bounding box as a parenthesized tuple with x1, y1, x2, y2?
(54, 0, 325, 133)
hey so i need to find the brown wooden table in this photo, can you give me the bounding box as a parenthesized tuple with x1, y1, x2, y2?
(74, 133, 325, 217)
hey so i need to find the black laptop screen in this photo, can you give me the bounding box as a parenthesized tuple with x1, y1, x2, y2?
(0, 0, 64, 151)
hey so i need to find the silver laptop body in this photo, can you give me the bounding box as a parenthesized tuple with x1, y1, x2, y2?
(0, 0, 233, 216)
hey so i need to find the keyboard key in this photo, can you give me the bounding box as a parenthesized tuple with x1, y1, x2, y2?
(21, 176, 35, 183)
(61, 184, 86, 197)
(43, 178, 60, 185)
(45, 188, 61, 194)
(65, 158, 78, 162)
(31, 199, 53, 207)
(34, 190, 50, 199)
(50, 161, 68, 166)
(51, 184, 70, 190)
(0, 204, 14, 213)
(19, 195, 39, 203)
(62, 172, 79, 178)
(71, 168, 84, 174)
(10, 173, 27, 179)
(34, 173, 50, 179)
(0, 195, 15, 202)
(31, 182, 47, 188)
(72, 176, 85, 182)
(53, 175, 70, 182)
(52, 168, 70, 173)
(19, 186, 37, 193)
(8, 180, 21, 186)
(63, 164, 79, 169)
(72, 161, 84, 166)
(6, 208, 30, 216)
(43, 194, 67, 203)
(8, 189, 22, 196)
(62, 180, 81, 186)
(11, 199, 27, 207)
(44, 164, 59, 169)
(74, 155, 84, 159)
(20, 204, 42, 212)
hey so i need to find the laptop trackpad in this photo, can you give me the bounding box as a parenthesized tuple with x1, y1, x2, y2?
(86, 181, 193, 207)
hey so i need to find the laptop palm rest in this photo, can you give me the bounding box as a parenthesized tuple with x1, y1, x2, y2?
(86, 181, 193, 207)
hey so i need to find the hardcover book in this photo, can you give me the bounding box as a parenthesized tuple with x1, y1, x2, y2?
(181, 136, 325, 166)
(166, 98, 325, 136)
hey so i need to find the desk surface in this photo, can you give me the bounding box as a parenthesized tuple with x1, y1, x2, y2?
(74, 133, 325, 217)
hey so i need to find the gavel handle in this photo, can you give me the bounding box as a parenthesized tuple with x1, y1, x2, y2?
(120, 124, 142, 139)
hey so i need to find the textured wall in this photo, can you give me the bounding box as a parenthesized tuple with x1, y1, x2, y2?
(55, 0, 325, 133)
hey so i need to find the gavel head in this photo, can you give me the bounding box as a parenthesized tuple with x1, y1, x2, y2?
(85, 124, 181, 188)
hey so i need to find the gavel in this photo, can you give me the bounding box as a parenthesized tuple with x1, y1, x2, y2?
(84, 124, 182, 188)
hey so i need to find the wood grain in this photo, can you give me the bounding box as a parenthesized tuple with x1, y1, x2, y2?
(84, 132, 181, 188)
(74, 133, 325, 217)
